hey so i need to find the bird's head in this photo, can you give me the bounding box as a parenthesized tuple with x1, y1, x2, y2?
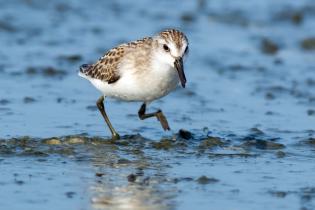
(154, 29, 189, 88)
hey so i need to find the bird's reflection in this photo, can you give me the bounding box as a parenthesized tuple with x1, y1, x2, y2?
(86, 135, 177, 210)
(91, 181, 175, 210)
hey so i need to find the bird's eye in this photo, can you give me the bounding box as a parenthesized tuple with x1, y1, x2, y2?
(163, 44, 170, 52)
(184, 46, 189, 54)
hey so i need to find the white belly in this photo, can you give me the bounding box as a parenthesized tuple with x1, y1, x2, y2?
(88, 67, 179, 102)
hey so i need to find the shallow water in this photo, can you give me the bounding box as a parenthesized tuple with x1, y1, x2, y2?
(1, 0, 315, 209)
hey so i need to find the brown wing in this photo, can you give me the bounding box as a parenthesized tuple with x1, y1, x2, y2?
(81, 46, 125, 84)
(80, 37, 153, 84)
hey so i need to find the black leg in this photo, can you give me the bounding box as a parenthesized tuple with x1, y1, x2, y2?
(138, 103, 170, 131)
(96, 96, 120, 140)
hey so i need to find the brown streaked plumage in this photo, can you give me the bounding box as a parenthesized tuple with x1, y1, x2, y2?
(159, 29, 188, 50)
(79, 29, 189, 140)
(80, 37, 153, 84)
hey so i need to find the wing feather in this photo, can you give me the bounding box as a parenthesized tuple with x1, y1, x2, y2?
(79, 37, 153, 84)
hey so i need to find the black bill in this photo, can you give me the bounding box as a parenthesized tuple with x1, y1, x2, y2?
(174, 57, 186, 88)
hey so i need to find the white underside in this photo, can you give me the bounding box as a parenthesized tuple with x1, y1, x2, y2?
(79, 65, 179, 103)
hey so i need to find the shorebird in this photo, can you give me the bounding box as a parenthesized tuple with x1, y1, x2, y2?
(79, 29, 189, 140)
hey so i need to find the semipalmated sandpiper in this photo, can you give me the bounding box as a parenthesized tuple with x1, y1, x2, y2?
(79, 29, 189, 140)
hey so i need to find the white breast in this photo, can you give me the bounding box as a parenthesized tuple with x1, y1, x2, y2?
(87, 63, 179, 103)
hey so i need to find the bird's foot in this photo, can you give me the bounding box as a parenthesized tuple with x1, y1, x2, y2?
(111, 132, 121, 140)
(156, 111, 170, 131)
